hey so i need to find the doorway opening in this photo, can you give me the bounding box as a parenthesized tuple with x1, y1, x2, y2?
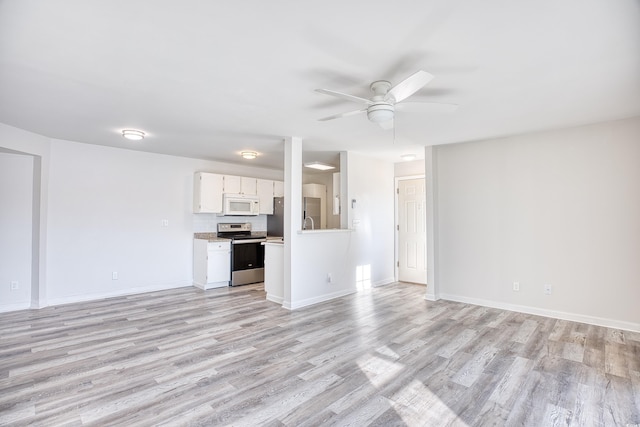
(395, 176, 427, 285)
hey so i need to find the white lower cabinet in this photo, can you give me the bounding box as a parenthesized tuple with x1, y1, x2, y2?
(193, 239, 231, 289)
(264, 242, 284, 304)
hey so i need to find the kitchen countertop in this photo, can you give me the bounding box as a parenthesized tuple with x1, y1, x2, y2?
(263, 240, 284, 245)
(193, 232, 270, 242)
(193, 233, 230, 242)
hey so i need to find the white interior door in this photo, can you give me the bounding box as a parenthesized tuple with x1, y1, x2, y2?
(397, 178, 427, 284)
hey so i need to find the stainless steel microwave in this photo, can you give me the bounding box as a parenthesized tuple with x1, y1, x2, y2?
(222, 194, 260, 216)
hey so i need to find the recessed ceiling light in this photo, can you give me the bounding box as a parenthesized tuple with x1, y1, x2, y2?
(241, 151, 257, 160)
(401, 154, 416, 161)
(122, 129, 145, 141)
(304, 161, 335, 171)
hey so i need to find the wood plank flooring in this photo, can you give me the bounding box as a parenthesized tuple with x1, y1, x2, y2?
(0, 283, 639, 426)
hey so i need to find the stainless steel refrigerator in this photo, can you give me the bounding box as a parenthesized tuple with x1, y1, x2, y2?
(267, 197, 284, 237)
(303, 197, 321, 230)
(267, 196, 322, 235)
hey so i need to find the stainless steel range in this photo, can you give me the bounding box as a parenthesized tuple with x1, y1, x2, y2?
(217, 223, 266, 286)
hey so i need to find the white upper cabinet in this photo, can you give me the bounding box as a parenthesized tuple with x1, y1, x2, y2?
(223, 175, 257, 195)
(241, 177, 257, 195)
(303, 183, 326, 198)
(193, 172, 224, 213)
(273, 180, 284, 198)
(257, 179, 274, 214)
(223, 175, 241, 193)
(195, 172, 280, 215)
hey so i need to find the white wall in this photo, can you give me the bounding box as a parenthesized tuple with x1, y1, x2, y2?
(0, 153, 33, 310)
(395, 159, 425, 177)
(290, 231, 357, 308)
(433, 116, 640, 330)
(347, 152, 395, 287)
(45, 138, 282, 304)
(0, 123, 51, 309)
(285, 145, 395, 310)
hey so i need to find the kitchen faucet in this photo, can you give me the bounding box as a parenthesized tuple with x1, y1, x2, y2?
(303, 216, 315, 230)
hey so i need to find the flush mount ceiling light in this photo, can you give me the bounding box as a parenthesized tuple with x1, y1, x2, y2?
(241, 151, 257, 160)
(401, 154, 416, 161)
(121, 129, 145, 141)
(366, 103, 395, 123)
(304, 161, 335, 171)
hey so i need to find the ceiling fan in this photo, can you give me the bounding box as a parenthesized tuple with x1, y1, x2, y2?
(316, 70, 457, 130)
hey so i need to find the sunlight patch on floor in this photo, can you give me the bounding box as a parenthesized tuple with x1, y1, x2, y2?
(356, 264, 372, 291)
(390, 379, 469, 426)
(375, 345, 400, 360)
(357, 353, 404, 388)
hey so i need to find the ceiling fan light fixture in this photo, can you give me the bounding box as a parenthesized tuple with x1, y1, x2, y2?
(367, 104, 394, 123)
(241, 151, 258, 160)
(304, 161, 335, 171)
(121, 129, 145, 141)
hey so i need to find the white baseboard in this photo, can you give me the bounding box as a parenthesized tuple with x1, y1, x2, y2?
(31, 299, 48, 309)
(373, 277, 395, 287)
(425, 293, 438, 301)
(0, 302, 31, 313)
(193, 281, 228, 290)
(266, 293, 284, 305)
(439, 292, 640, 333)
(284, 288, 356, 311)
(44, 281, 193, 308)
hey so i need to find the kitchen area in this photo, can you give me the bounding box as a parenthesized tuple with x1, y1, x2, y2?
(192, 157, 343, 305)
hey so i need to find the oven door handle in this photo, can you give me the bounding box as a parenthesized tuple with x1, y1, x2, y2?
(232, 239, 267, 244)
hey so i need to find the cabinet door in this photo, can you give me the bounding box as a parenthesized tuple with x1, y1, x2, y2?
(194, 172, 223, 213)
(257, 179, 274, 214)
(223, 175, 242, 194)
(303, 183, 326, 198)
(273, 180, 284, 197)
(241, 177, 257, 195)
(207, 243, 230, 283)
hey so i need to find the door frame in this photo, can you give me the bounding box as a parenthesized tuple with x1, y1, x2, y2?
(394, 174, 426, 282)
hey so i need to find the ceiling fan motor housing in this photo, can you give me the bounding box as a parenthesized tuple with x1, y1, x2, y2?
(367, 103, 394, 123)
(316, 71, 454, 126)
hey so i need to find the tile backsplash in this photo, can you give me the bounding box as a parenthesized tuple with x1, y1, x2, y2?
(193, 214, 267, 233)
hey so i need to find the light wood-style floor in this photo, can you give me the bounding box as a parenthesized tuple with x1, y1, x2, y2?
(1, 282, 638, 426)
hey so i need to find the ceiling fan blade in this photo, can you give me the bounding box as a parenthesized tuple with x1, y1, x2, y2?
(386, 70, 434, 103)
(318, 108, 367, 121)
(378, 118, 394, 130)
(315, 89, 373, 105)
(395, 101, 458, 113)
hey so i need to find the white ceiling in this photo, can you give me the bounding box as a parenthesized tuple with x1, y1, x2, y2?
(1, 0, 639, 170)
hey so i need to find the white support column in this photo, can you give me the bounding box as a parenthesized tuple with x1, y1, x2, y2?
(283, 136, 303, 309)
(425, 145, 439, 301)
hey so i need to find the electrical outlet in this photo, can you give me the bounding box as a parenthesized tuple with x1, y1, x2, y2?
(544, 283, 552, 295)
(112, 271, 118, 280)
(161, 219, 169, 227)
(513, 282, 520, 292)
(10, 281, 19, 290)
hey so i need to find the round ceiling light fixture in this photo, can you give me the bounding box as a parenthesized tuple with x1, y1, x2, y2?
(241, 151, 257, 160)
(122, 129, 146, 141)
(401, 154, 416, 161)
